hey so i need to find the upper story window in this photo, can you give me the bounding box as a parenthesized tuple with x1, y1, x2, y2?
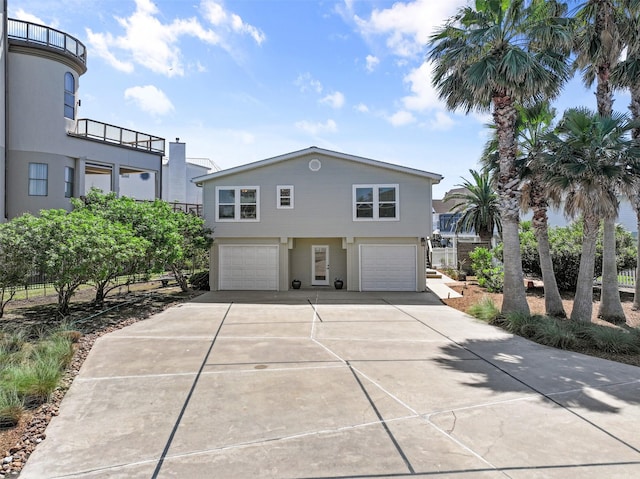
(64, 72, 75, 120)
(277, 185, 294, 209)
(216, 186, 260, 221)
(353, 184, 399, 221)
(29, 163, 48, 196)
(64, 166, 74, 198)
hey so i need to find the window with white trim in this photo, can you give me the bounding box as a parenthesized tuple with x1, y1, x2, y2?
(216, 186, 259, 221)
(29, 163, 48, 196)
(277, 185, 294, 209)
(353, 184, 399, 220)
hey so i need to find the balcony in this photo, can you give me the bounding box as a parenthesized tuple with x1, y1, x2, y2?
(69, 119, 165, 155)
(8, 18, 87, 71)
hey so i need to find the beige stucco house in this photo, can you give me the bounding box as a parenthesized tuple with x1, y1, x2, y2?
(194, 147, 442, 292)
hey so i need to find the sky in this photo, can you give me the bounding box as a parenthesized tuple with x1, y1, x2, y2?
(12, 0, 627, 198)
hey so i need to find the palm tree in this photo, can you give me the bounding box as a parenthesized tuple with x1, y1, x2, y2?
(444, 169, 501, 244)
(481, 102, 567, 317)
(611, 0, 640, 309)
(572, 0, 627, 322)
(427, 0, 572, 315)
(544, 108, 639, 322)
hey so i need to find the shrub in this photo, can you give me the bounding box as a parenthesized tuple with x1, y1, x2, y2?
(582, 325, 640, 355)
(532, 317, 579, 350)
(503, 312, 540, 338)
(469, 247, 504, 292)
(0, 388, 23, 429)
(6, 355, 63, 407)
(189, 271, 210, 291)
(467, 296, 502, 323)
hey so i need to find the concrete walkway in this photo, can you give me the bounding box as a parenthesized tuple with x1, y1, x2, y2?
(21, 290, 640, 478)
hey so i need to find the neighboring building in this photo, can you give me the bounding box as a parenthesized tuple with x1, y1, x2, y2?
(119, 139, 219, 207)
(194, 147, 442, 292)
(1, 14, 165, 220)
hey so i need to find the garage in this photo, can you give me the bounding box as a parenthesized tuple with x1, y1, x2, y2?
(360, 245, 417, 291)
(219, 245, 279, 290)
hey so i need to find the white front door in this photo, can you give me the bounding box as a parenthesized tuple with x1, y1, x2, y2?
(312, 245, 330, 286)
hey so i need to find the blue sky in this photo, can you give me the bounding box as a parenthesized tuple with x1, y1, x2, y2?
(13, 0, 626, 198)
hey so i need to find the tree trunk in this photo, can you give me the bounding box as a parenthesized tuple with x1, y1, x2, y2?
(531, 203, 566, 318)
(493, 94, 530, 315)
(571, 215, 599, 322)
(171, 265, 190, 292)
(633, 194, 640, 310)
(598, 216, 626, 323)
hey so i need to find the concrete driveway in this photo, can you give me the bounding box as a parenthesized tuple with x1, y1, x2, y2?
(21, 290, 640, 478)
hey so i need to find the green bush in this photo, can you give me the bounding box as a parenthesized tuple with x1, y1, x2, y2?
(5, 355, 63, 407)
(469, 247, 504, 292)
(467, 296, 502, 323)
(0, 388, 23, 429)
(520, 220, 637, 292)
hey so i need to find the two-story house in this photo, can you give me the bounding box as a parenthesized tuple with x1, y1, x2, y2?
(194, 147, 442, 292)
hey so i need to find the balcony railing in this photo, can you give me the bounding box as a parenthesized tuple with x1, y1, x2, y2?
(70, 119, 165, 154)
(8, 18, 87, 66)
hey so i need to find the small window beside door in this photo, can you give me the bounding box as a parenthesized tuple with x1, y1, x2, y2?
(277, 185, 294, 209)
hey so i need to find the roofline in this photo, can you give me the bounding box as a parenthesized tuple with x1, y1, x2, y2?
(192, 146, 443, 184)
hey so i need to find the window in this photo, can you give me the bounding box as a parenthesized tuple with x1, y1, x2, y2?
(277, 185, 294, 209)
(215, 186, 259, 221)
(353, 184, 399, 221)
(64, 72, 75, 119)
(65, 167, 74, 198)
(29, 163, 48, 196)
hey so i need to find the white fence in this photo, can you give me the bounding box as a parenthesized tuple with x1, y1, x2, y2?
(618, 269, 636, 288)
(430, 247, 457, 269)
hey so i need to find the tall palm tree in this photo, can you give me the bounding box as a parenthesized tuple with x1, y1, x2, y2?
(427, 0, 572, 315)
(481, 102, 567, 317)
(444, 169, 501, 244)
(611, 0, 640, 309)
(545, 108, 639, 322)
(572, 0, 627, 322)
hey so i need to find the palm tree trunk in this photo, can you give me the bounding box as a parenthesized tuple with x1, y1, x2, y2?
(633, 194, 640, 310)
(493, 95, 529, 315)
(531, 206, 566, 318)
(598, 216, 626, 323)
(571, 215, 599, 322)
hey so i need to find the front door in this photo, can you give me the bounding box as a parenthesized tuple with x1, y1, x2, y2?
(312, 245, 330, 286)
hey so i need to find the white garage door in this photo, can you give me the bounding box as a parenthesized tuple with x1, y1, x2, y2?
(219, 245, 278, 290)
(360, 245, 417, 291)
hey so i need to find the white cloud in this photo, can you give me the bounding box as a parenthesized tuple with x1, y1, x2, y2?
(429, 111, 455, 131)
(353, 0, 466, 58)
(365, 54, 380, 72)
(388, 110, 416, 127)
(401, 61, 440, 112)
(295, 73, 323, 94)
(320, 91, 345, 109)
(124, 85, 174, 116)
(14, 9, 51, 26)
(295, 119, 338, 135)
(86, 0, 264, 77)
(355, 103, 369, 113)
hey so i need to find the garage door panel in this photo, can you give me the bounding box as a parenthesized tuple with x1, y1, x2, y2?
(220, 245, 278, 290)
(360, 245, 416, 291)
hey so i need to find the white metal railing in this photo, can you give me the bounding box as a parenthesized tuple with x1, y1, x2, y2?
(431, 246, 458, 268)
(71, 119, 165, 154)
(8, 18, 87, 65)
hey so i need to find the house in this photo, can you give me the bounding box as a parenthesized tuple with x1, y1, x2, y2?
(194, 147, 442, 292)
(1, 15, 165, 220)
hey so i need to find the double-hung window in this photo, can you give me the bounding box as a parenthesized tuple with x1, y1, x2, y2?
(216, 186, 259, 221)
(277, 185, 294, 209)
(29, 163, 48, 196)
(353, 184, 399, 220)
